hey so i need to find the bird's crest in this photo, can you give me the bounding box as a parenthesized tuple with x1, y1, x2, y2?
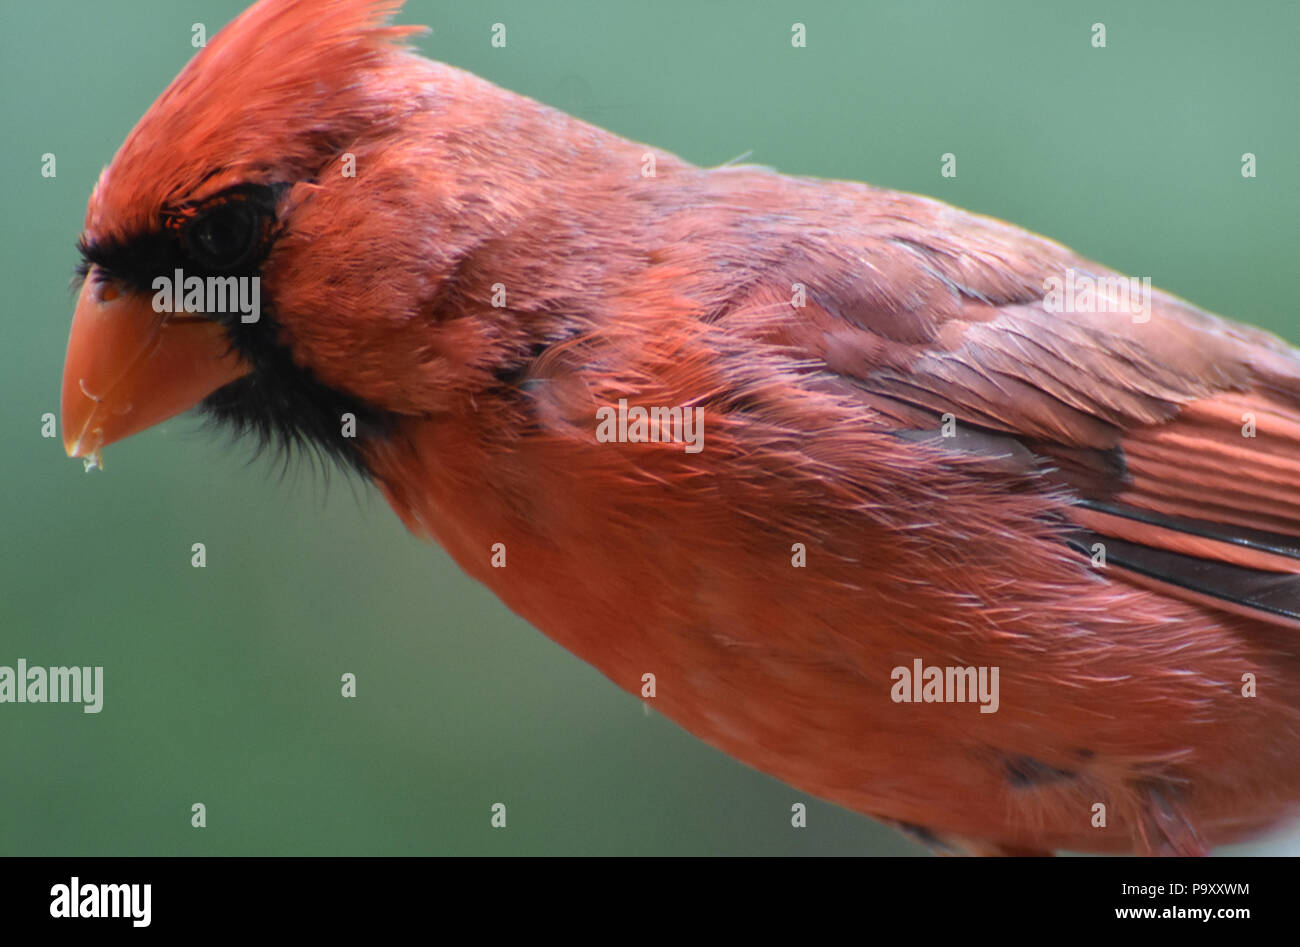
(85, 0, 424, 244)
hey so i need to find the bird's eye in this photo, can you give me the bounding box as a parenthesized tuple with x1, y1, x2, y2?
(183, 199, 263, 270)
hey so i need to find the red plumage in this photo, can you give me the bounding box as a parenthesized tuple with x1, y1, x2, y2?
(62, 0, 1300, 854)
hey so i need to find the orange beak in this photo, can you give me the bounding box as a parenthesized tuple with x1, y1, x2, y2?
(61, 266, 253, 464)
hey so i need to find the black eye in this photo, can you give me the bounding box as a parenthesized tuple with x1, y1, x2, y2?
(184, 200, 262, 270)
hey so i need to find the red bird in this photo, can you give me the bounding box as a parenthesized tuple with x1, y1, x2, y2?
(61, 0, 1300, 855)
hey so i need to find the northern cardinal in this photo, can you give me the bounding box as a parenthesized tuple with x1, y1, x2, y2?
(61, 0, 1300, 856)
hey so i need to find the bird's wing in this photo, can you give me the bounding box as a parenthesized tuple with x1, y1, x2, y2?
(755, 189, 1300, 625)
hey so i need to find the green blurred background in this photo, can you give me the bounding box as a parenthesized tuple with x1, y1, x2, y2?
(2, 0, 1297, 855)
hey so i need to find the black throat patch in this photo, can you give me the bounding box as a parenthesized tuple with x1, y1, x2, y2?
(200, 312, 395, 479)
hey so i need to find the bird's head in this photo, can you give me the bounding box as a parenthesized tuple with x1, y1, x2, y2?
(63, 0, 555, 474)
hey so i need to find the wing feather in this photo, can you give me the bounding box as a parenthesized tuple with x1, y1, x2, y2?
(745, 189, 1300, 625)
